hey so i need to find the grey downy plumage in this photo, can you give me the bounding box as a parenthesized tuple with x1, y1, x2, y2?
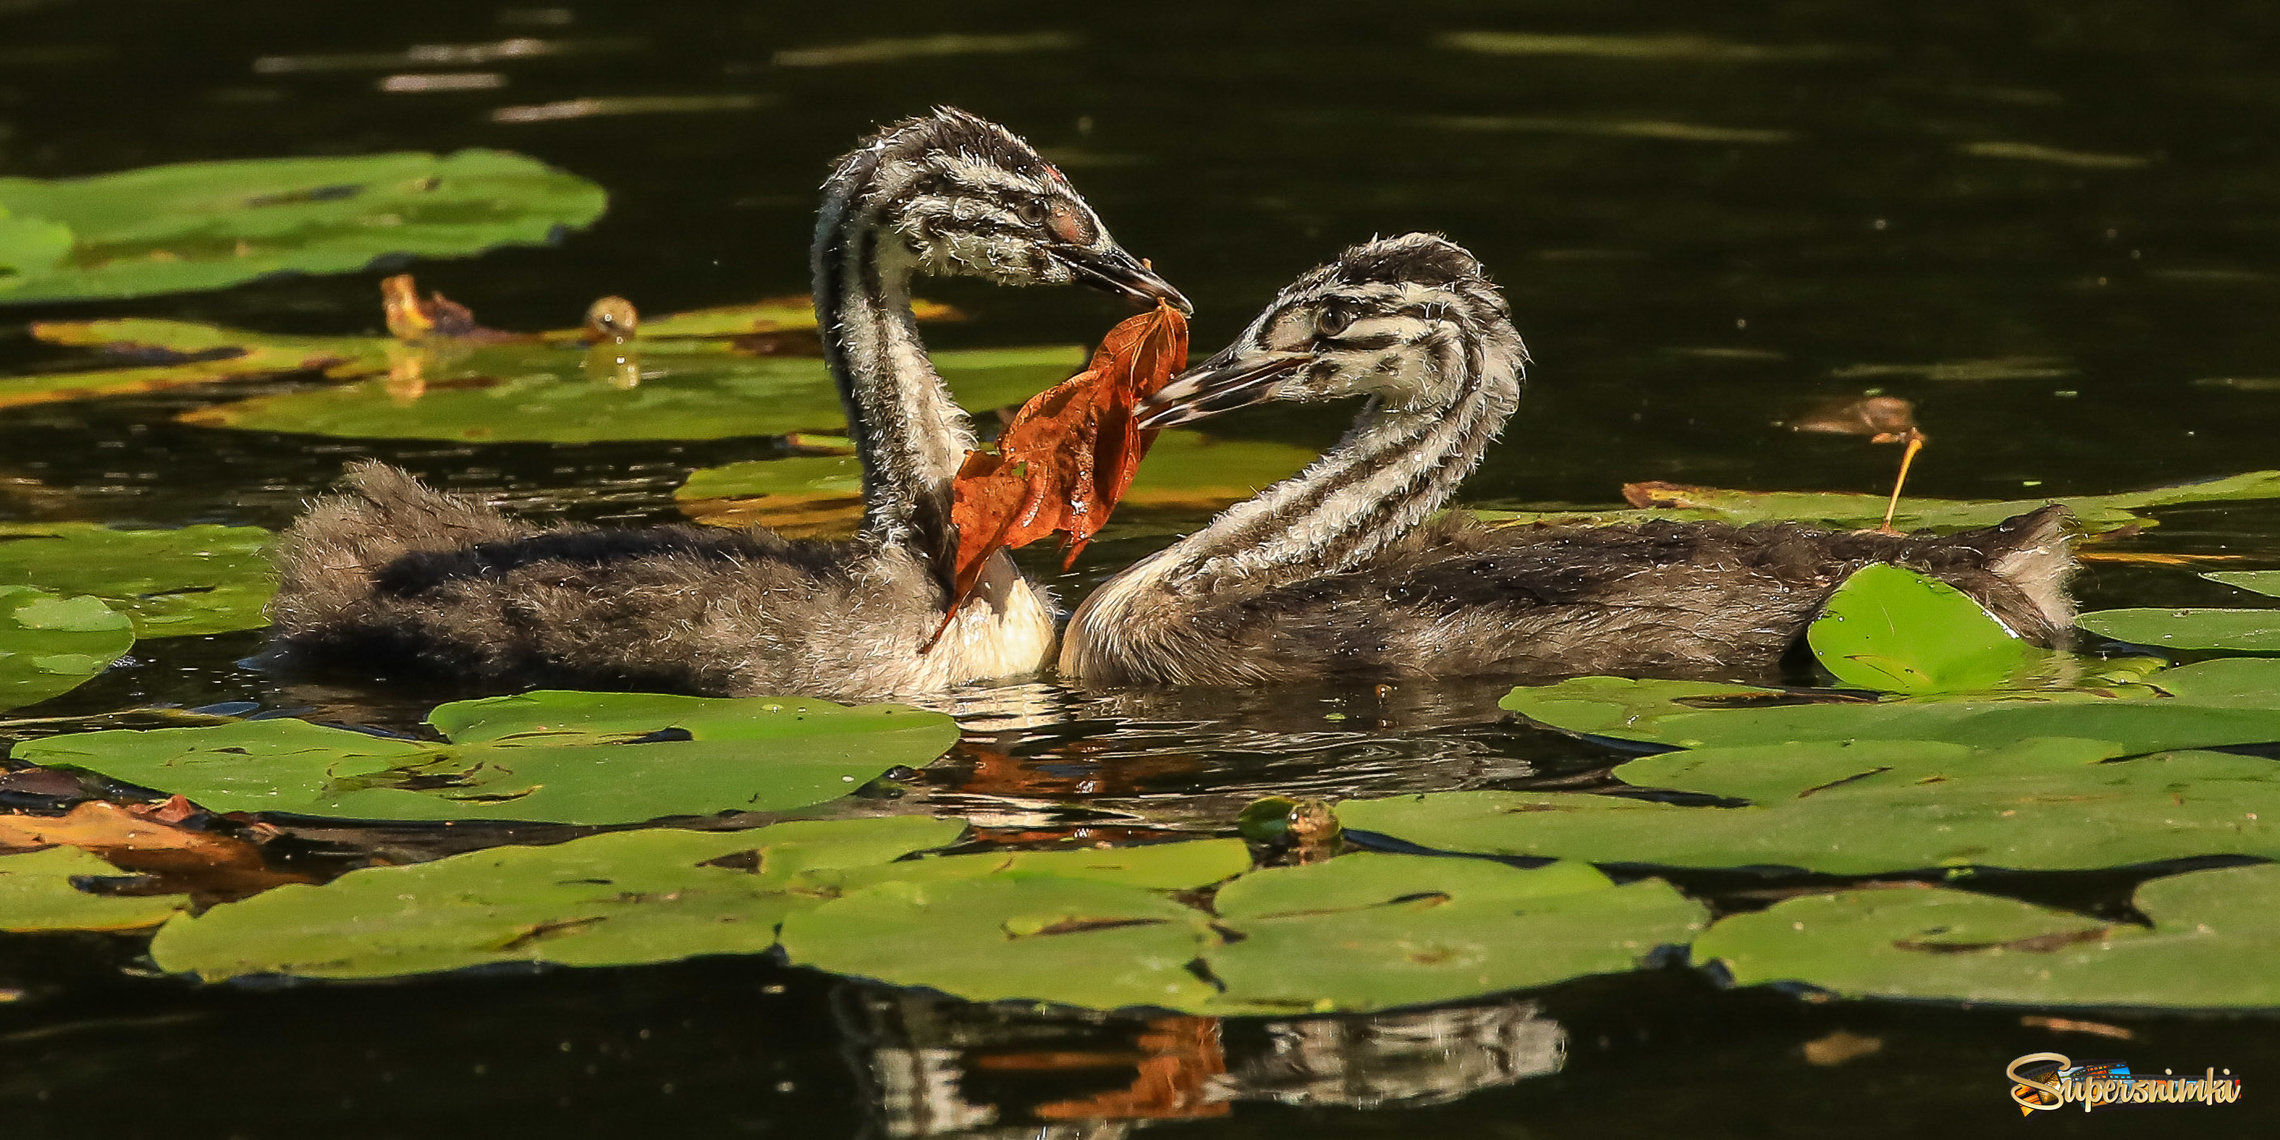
(268, 109, 1189, 700)
(1059, 233, 2073, 687)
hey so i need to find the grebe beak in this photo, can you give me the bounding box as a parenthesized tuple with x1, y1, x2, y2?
(1136, 349, 1310, 429)
(1050, 244, 1193, 315)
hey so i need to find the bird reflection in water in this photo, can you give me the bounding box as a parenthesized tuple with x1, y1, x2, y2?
(836, 986, 1566, 1137)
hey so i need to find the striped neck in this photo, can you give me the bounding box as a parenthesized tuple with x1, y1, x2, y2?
(813, 175, 975, 561)
(1157, 333, 1525, 592)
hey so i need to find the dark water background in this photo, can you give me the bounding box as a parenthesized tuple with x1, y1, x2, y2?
(3, 1, 2280, 1136)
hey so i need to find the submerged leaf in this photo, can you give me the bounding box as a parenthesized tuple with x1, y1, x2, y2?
(0, 585, 133, 712)
(1, 292, 965, 414)
(0, 150, 606, 304)
(11, 691, 959, 824)
(175, 344, 1082, 443)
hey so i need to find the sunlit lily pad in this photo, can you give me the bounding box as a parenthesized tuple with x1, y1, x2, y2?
(2079, 606, 2280, 652)
(783, 848, 1704, 1014)
(0, 523, 273, 637)
(0, 586, 134, 712)
(177, 345, 1085, 443)
(1340, 746, 2280, 873)
(11, 690, 959, 824)
(1808, 564, 2034, 692)
(1609, 736, 2128, 802)
(2204, 570, 2280, 598)
(786, 873, 1226, 1010)
(0, 150, 606, 304)
(1498, 660, 2280, 754)
(675, 434, 1316, 533)
(825, 838, 1252, 892)
(1474, 470, 2280, 535)
(149, 816, 963, 981)
(1203, 855, 1706, 1014)
(0, 846, 186, 932)
(1693, 864, 2280, 1008)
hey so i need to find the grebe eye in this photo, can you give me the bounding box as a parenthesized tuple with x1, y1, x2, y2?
(1316, 303, 1356, 339)
(1016, 198, 1050, 225)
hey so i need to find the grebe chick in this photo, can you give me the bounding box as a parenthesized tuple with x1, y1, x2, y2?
(270, 109, 1188, 699)
(1059, 234, 2074, 687)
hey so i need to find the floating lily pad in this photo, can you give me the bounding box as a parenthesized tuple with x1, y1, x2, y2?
(149, 816, 963, 981)
(674, 434, 1316, 533)
(1340, 745, 2280, 874)
(1609, 736, 2128, 802)
(826, 838, 1252, 892)
(786, 873, 1226, 1010)
(1474, 470, 2280, 535)
(0, 845, 186, 932)
(1808, 564, 2034, 692)
(177, 345, 1085, 443)
(2079, 606, 2280, 652)
(0, 150, 606, 305)
(1693, 864, 2280, 1008)
(2204, 570, 2280, 598)
(1203, 855, 1706, 1014)
(0, 586, 134, 712)
(0, 523, 273, 637)
(1498, 660, 2280, 754)
(783, 848, 1704, 1014)
(11, 690, 959, 824)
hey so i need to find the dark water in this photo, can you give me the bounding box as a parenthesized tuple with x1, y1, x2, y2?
(4, 1, 2280, 1136)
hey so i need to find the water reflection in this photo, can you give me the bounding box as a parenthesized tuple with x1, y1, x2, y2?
(839, 986, 1565, 1137)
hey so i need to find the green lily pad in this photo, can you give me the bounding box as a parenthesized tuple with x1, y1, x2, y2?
(1808, 564, 2034, 692)
(2079, 607, 2280, 652)
(0, 523, 273, 637)
(0, 586, 134, 712)
(11, 690, 959, 824)
(1340, 746, 2280, 874)
(177, 345, 1085, 443)
(2205, 570, 2280, 598)
(0, 845, 187, 932)
(783, 848, 1704, 1014)
(1609, 736, 2129, 802)
(1693, 863, 2280, 1008)
(1203, 855, 1706, 1014)
(1498, 659, 2280, 754)
(1474, 470, 2280, 535)
(785, 873, 1226, 1010)
(826, 838, 1252, 892)
(0, 150, 606, 305)
(148, 816, 964, 981)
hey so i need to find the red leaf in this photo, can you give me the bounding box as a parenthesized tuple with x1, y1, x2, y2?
(941, 303, 1188, 625)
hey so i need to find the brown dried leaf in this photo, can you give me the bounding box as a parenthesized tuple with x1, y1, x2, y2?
(945, 304, 1188, 613)
(0, 800, 298, 893)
